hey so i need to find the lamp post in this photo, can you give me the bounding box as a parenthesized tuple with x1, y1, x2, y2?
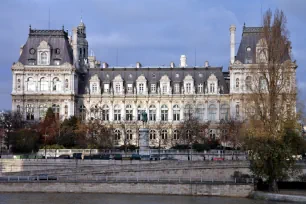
(44, 128, 48, 159)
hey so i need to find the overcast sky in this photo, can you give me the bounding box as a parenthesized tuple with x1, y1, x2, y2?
(0, 0, 305, 110)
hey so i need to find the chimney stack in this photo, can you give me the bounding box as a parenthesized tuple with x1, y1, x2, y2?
(102, 62, 108, 68)
(180, 55, 187, 67)
(204, 61, 209, 68)
(136, 62, 142, 68)
(230, 25, 236, 64)
(170, 61, 175, 68)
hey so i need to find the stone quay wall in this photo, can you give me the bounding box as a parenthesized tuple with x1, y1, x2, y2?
(0, 182, 254, 197)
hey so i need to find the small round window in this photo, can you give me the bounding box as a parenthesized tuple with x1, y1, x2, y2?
(246, 47, 251, 52)
(152, 73, 156, 78)
(29, 48, 36, 55)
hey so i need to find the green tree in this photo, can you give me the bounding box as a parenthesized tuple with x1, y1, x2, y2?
(58, 116, 79, 148)
(10, 129, 40, 154)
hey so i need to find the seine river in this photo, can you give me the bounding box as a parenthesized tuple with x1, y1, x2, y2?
(0, 193, 290, 204)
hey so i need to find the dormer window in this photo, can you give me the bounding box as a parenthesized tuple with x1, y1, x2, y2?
(186, 83, 191, 93)
(41, 52, 48, 65)
(139, 83, 144, 93)
(210, 83, 215, 93)
(37, 41, 50, 65)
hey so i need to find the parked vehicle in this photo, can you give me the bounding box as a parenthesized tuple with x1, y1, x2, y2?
(72, 153, 82, 159)
(150, 154, 161, 161)
(161, 156, 177, 161)
(101, 154, 110, 160)
(58, 154, 70, 159)
(113, 154, 122, 160)
(131, 154, 141, 160)
(33, 174, 58, 181)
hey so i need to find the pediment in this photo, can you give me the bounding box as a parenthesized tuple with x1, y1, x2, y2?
(160, 75, 170, 82)
(90, 74, 100, 82)
(207, 74, 217, 82)
(136, 74, 147, 82)
(183, 74, 194, 81)
(38, 40, 51, 49)
(113, 74, 123, 82)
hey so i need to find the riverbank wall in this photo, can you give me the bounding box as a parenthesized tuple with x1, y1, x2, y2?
(0, 182, 253, 197)
(251, 191, 306, 203)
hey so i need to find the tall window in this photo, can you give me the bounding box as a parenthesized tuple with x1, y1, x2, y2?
(208, 104, 217, 121)
(126, 129, 133, 140)
(17, 79, 21, 90)
(79, 105, 86, 121)
(91, 105, 99, 119)
(209, 129, 216, 140)
(184, 104, 193, 120)
(26, 104, 34, 120)
(235, 78, 239, 90)
(52, 104, 60, 118)
(186, 83, 191, 93)
(52, 77, 60, 91)
(104, 84, 109, 93)
(27, 77, 35, 91)
(245, 76, 252, 91)
(259, 76, 267, 91)
(195, 104, 205, 121)
(64, 105, 68, 117)
(127, 84, 133, 93)
(174, 84, 180, 93)
(114, 129, 121, 140)
(162, 83, 167, 94)
(16, 105, 20, 113)
(115, 84, 121, 93)
(39, 104, 47, 120)
(151, 84, 156, 93)
(40, 77, 48, 91)
(92, 83, 97, 93)
(149, 105, 156, 121)
(149, 130, 156, 140)
(236, 104, 240, 117)
(173, 105, 180, 121)
(186, 130, 191, 140)
(173, 130, 179, 140)
(210, 83, 215, 93)
(137, 106, 145, 121)
(161, 129, 168, 140)
(220, 104, 230, 121)
(65, 79, 69, 89)
(102, 105, 109, 121)
(161, 105, 168, 121)
(41, 52, 48, 65)
(198, 83, 203, 93)
(126, 104, 133, 121)
(139, 83, 144, 93)
(114, 105, 121, 121)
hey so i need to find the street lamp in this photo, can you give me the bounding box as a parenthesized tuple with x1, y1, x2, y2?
(44, 127, 49, 159)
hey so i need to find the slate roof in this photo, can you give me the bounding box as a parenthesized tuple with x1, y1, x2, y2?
(18, 28, 73, 65)
(78, 67, 229, 95)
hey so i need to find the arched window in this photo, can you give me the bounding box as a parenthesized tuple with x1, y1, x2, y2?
(173, 105, 180, 121)
(27, 77, 35, 91)
(114, 105, 121, 121)
(126, 129, 132, 140)
(91, 105, 99, 119)
(126, 104, 133, 121)
(52, 104, 60, 118)
(236, 104, 240, 117)
(259, 76, 267, 91)
(79, 105, 86, 121)
(65, 79, 69, 89)
(186, 129, 191, 140)
(236, 78, 239, 89)
(173, 130, 179, 140)
(161, 105, 168, 121)
(52, 77, 61, 91)
(137, 105, 145, 121)
(208, 104, 217, 121)
(41, 52, 48, 65)
(184, 104, 193, 120)
(198, 83, 203, 93)
(92, 83, 97, 93)
(39, 104, 47, 120)
(40, 77, 48, 91)
(26, 104, 34, 120)
(161, 129, 168, 140)
(196, 104, 205, 121)
(209, 129, 216, 140)
(102, 105, 109, 121)
(149, 130, 156, 140)
(210, 83, 215, 93)
(114, 129, 121, 140)
(64, 105, 68, 116)
(220, 104, 230, 121)
(245, 76, 252, 91)
(149, 105, 156, 121)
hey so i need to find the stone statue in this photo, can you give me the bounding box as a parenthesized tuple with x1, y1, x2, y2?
(141, 111, 148, 126)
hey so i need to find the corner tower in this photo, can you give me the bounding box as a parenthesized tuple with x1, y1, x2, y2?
(72, 19, 88, 69)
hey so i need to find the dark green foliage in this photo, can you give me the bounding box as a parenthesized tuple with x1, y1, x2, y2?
(10, 129, 40, 153)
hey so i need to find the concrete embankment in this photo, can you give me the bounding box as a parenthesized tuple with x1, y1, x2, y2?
(251, 191, 306, 203)
(0, 182, 253, 197)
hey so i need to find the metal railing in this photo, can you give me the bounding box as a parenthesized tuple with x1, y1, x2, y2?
(0, 175, 255, 184)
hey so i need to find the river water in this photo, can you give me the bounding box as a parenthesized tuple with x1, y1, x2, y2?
(0, 193, 290, 204)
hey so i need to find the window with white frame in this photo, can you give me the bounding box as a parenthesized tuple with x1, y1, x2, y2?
(162, 83, 167, 94)
(79, 105, 86, 121)
(127, 84, 133, 93)
(174, 83, 180, 93)
(186, 83, 191, 93)
(114, 129, 121, 140)
(198, 83, 203, 93)
(115, 83, 121, 93)
(137, 106, 145, 121)
(195, 104, 205, 121)
(246, 76, 252, 91)
(40, 52, 48, 65)
(209, 83, 215, 93)
(104, 84, 109, 93)
(161, 105, 168, 121)
(173, 130, 179, 140)
(149, 130, 156, 140)
(161, 129, 168, 140)
(208, 104, 217, 121)
(220, 104, 230, 121)
(126, 129, 133, 140)
(139, 83, 144, 93)
(26, 104, 34, 120)
(39, 104, 47, 120)
(126, 104, 133, 121)
(52, 104, 60, 118)
(173, 104, 180, 121)
(114, 105, 121, 121)
(259, 76, 267, 91)
(52, 77, 61, 91)
(236, 78, 239, 90)
(92, 83, 97, 93)
(102, 105, 109, 121)
(65, 79, 69, 89)
(27, 77, 35, 91)
(149, 105, 156, 121)
(64, 105, 68, 116)
(184, 104, 193, 120)
(40, 77, 48, 91)
(151, 84, 156, 93)
(17, 78, 21, 90)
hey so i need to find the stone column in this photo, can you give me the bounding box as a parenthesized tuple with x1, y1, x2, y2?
(139, 128, 149, 155)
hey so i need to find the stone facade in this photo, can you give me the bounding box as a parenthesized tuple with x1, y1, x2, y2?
(11, 22, 296, 147)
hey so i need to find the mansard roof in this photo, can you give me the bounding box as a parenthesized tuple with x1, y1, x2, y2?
(18, 27, 73, 65)
(78, 66, 229, 94)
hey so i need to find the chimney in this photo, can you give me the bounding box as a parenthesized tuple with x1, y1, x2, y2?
(20, 45, 24, 56)
(170, 61, 175, 68)
(102, 62, 108, 68)
(88, 56, 96, 68)
(180, 55, 187, 67)
(204, 61, 209, 68)
(136, 62, 142, 68)
(230, 24, 236, 64)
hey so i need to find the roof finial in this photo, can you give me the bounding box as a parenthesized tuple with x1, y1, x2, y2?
(62, 25, 64, 30)
(243, 22, 246, 28)
(29, 24, 31, 33)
